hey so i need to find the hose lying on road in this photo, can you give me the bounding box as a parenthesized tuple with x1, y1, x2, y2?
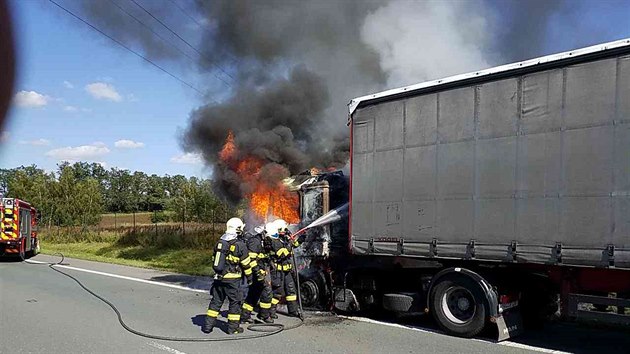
(19, 253, 304, 342)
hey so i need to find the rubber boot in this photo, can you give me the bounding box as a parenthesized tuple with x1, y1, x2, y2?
(287, 300, 300, 317)
(257, 313, 274, 323)
(258, 306, 273, 323)
(227, 321, 244, 334)
(270, 304, 278, 319)
(241, 311, 254, 324)
(203, 316, 216, 334)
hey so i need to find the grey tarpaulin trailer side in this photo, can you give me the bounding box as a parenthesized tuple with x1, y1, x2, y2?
(347, 38, 630, 270)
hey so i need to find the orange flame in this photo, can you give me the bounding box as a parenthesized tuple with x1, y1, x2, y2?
(218, 131, 299, 223)
(219, 130, 237, 161)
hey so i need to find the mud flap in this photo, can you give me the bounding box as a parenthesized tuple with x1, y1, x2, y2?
(495, 308, 524, 341)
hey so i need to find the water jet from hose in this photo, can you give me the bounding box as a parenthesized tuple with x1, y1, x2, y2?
(292, 202, 348, 239)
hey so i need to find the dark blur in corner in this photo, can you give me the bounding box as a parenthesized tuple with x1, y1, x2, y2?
(0, 0, 15, 130)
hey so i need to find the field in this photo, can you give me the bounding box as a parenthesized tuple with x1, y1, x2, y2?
(39, 214, 224, 276)
(99, 212, 155, 227)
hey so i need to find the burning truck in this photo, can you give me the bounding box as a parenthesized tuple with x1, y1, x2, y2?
(209, 38, 630, 340)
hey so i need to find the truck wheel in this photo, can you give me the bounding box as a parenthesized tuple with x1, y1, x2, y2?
(300, 271, 327, 309)
(300, 278, 320, 308)
(430, 275, 487, 338)
(26, 239, 39, 257)
(19, 242, 25, 260)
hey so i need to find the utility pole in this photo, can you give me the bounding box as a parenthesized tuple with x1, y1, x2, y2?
(182, 197, 186, 236)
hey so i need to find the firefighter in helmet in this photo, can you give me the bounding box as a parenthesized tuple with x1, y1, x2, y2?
(267, 219, 303, 318)
(240, 224, 274, 324)
(204, 217, 257, 334)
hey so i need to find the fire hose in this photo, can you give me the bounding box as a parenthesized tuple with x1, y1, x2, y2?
(18, 251, 305, 342)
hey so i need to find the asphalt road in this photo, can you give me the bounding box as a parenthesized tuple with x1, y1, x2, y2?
(1, 255, 629, 354)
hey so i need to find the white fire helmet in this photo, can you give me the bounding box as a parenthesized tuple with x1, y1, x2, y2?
(254, 224, 265, 235)
(265, 221, 278, 238)
(226, 217, 245, 234)
(274, 219, 288, 233)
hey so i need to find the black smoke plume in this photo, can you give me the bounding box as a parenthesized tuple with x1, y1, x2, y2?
(66, 0, 619, 205)
(186, 66, 335, 203)
(184, 0, 387, 203)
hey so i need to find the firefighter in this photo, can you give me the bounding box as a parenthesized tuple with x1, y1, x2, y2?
(240, 224, 274, 324)
(267, 219, 303, 318)
(204, 217, 255, 335)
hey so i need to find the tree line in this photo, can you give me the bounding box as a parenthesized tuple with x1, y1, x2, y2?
(0, 162, 234, 228)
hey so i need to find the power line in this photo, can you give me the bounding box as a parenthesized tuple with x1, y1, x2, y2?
(168, 0, 239, 66)
(107, 0, 230, 87)
(167, 0, 204, 29)
(130, 0, 234, 79)
(169, 0, 240, 67)
(48, 0, 204, 96)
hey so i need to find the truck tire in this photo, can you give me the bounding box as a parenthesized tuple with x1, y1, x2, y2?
(429, 274, 487, 338)
(383, 293, 415, 312)
(300, 278, 321, 308)
(26, 238, 39, 258)
(19, 241, 25, 260)
(299, 271, 328, 309)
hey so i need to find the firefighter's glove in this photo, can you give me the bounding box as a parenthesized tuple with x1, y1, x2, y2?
(257, 269, 266, 282)
(246, 276, 253, 286)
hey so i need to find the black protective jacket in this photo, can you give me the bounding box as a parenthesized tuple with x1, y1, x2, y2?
(212, 235, 255, 282)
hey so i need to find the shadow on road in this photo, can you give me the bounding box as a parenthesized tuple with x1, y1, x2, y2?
(191, 313, 230, 334)
(390, 313, 630, 353)
(509, 321, 630, 354)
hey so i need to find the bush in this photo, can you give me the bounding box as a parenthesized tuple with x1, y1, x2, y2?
(150, 211, 169, 223)
(115, 224, 222, 249)
(40, 223, 224, 250)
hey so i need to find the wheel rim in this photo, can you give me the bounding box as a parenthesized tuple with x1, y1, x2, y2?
(441, 286, 476, 324)
(300, 279, 319, 307)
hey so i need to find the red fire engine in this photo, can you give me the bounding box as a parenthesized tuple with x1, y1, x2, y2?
(0, 198, 40, 258)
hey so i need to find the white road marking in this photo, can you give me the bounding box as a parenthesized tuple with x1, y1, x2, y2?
(339, 316, 572, 354)
(148, 342, 188, 354)
(497, 341, 571, 354)
(27, 260, 208, 294)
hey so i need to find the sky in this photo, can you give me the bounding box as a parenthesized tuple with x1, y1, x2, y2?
(0, 0, 628, 178)
(0, 0, 211, 177)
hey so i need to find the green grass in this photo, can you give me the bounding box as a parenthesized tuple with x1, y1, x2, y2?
(41, 241, 214, 276)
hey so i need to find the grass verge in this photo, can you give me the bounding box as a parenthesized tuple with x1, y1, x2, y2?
(41, 241, 214, 276)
